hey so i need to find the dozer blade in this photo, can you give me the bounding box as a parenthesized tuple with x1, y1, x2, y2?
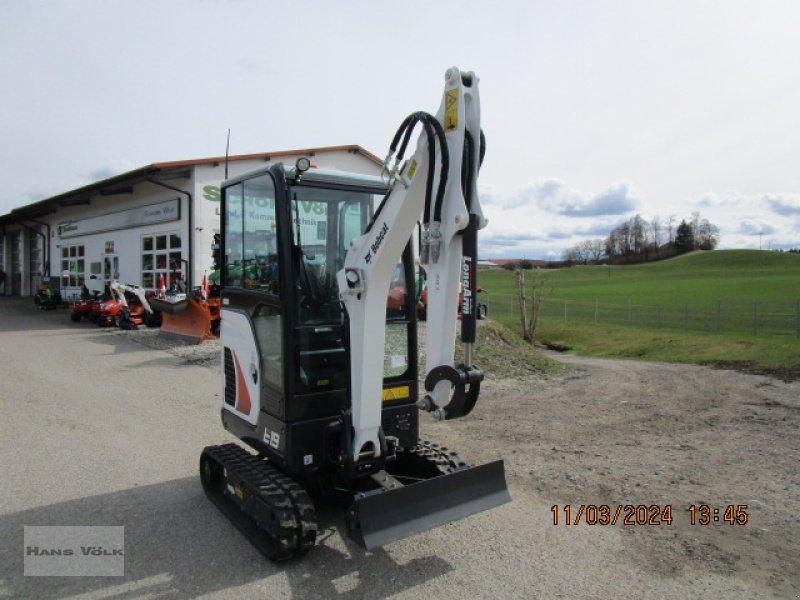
(153, 298, 214, 344)
(347, 460, 510, 550)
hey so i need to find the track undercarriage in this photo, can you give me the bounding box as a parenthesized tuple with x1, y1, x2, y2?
(200, 440, 506, 561)
(200, 444, 317, 561)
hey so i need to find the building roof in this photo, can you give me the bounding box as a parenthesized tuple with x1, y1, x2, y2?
(2, 144, 381, 222)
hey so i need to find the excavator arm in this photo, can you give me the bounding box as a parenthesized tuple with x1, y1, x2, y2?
(337, 67, 486, 462)
(110, 281, 154, 315)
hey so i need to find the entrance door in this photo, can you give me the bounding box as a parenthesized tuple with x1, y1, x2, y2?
(103, 255, 119, 289)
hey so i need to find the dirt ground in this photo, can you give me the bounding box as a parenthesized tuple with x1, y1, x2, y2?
(432, 353, 800, 596)
(1, 298, 798, 598)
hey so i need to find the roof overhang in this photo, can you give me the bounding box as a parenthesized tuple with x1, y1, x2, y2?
(8, 164, 193, 220)
(3, 144, 380, 221)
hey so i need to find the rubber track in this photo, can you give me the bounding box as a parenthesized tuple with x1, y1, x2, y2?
(201, 443, 317, 561)
(408, 440, 470, 474)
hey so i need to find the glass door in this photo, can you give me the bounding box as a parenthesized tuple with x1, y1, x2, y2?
(103, 254, 119, 290)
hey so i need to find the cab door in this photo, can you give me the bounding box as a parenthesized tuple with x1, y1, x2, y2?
(220, 170, 284, 426)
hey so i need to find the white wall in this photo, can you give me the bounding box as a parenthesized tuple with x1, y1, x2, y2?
(31, 149, 381, 298)
(45, 180, 190, 297)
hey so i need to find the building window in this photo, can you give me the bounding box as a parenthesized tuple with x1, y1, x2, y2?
(60, 245, 85, 288)
(142, 233, 182, 289)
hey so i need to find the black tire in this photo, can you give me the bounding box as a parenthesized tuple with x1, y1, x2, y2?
(70, 312, 82, 322)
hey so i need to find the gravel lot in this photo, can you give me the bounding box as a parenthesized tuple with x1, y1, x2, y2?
(1, 297, 798, 599)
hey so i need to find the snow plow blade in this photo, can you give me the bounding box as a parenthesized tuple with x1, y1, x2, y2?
(347, 460, 510, 550)
(150, 297, 214, 344)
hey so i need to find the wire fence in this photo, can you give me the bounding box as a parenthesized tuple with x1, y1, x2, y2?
(483, 296, 800, 338)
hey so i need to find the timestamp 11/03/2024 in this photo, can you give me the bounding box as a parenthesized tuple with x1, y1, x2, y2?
(550, 504, 749, 526)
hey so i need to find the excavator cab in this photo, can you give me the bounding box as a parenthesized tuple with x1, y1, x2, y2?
(215, 164, 422, 474)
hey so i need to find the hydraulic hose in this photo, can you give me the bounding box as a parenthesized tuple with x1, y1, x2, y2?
(386, 112, 449, 226)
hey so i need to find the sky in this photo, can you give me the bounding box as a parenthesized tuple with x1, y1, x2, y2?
(1, 0, 799, 259)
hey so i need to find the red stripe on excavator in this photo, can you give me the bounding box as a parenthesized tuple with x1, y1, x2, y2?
(233, 352, 252, 415)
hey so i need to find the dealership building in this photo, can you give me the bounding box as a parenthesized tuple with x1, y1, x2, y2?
(0, 145, 381, 298)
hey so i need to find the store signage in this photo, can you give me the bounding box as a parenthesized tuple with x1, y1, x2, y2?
(57, 199, 180, 239)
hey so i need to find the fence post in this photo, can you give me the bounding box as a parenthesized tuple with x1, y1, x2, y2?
(797, 299, 800, 338)
(594, 298, 598, 324)
(657, 305, 661, 327)
(717, 300, 721, 332)
(564, 299, 568, 322)
(684, 303, 688, 329)
(627, 301, 631, 325)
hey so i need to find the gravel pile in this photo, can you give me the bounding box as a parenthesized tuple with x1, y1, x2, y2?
(115, 327, 222, 368)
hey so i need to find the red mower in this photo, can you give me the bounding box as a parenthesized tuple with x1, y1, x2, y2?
(70, 286, 108, 323)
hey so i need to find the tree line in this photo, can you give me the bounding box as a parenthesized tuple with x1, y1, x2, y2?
(561, 212, 719, 265)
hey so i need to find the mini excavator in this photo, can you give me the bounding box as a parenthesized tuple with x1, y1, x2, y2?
(200, 67, 510, 560)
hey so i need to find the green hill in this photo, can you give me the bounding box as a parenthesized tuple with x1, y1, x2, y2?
(480, 250, 800, 306)
(476, 250, 800, 380)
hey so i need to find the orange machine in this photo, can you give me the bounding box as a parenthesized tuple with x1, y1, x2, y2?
(150, 293, 220, 344)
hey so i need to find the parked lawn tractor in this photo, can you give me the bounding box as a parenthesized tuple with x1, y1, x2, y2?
(70, 285, 108, 322)
(34, 282, 63, 311)
(95, 282, 160, 329)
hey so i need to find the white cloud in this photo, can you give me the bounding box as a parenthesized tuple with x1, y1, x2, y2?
(738, 220, 777, 236)
(84, 159, 136, 183)
(505, 179, 639, 217)
(765, 194, 800, 216)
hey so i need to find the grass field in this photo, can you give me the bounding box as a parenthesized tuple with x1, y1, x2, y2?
(477, 250, 800, 379)
(480, 249, 800, 305)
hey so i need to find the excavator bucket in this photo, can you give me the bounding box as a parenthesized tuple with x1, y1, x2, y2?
(152, 297, 215, 344)
(347, 460, 510, 550)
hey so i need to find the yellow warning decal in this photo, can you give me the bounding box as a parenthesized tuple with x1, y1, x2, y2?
(234, 485, 244, 499)
(382, 385, 410, 401)
(444, 89, 459, 131)
(407, 160, 418, 180)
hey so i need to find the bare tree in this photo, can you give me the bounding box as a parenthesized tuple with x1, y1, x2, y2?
(651, 216, 662, 252)
(587, 239, 606, 261)
(516, 268, 551, 344)
(695, 218, 720, 250)
(667, 215, 676, 244)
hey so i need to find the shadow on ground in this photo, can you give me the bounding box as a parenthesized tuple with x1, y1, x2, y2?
(0, 477, 452, 599)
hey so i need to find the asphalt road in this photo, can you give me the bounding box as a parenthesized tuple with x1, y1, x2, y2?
(0, 298, 783, 599)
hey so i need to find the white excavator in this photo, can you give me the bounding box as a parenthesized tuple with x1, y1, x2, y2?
(200, 67, 510, 559)
(108, 281, 161, 329)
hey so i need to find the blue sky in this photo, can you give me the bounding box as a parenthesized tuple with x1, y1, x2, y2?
(1, 0, 798, 258)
